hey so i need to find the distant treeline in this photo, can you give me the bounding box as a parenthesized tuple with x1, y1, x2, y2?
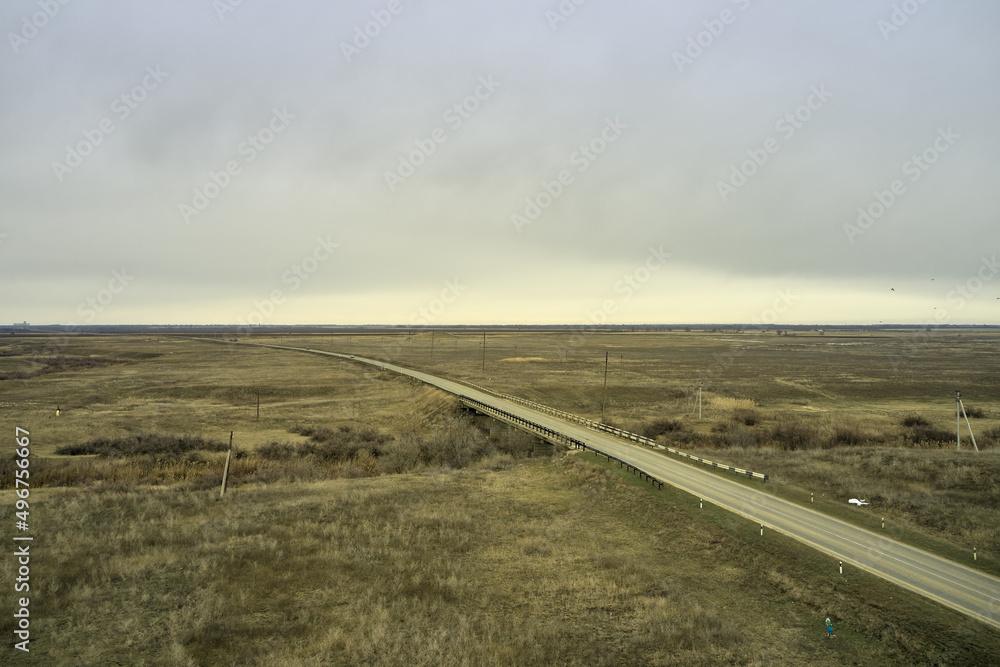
(4, 323, 998, 335)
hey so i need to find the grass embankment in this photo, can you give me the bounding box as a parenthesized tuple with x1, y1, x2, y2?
(3, 333, 1000, 664)
(5, 456, 999, 666)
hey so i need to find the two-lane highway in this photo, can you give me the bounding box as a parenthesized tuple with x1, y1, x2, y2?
(252, 343, 1000, 630)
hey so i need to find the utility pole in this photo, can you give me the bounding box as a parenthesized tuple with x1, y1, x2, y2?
(601, 351, 609, 422)
(957, 390, 961, 449)
(220, 431, 234, 499)
(255, 390, 260, 420)
(956, 391, 980, 452)
(430, 330, 435, 361)
(482, 330, 486, 374)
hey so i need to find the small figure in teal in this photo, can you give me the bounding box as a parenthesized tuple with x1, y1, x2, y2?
(825, 617, 834, 638)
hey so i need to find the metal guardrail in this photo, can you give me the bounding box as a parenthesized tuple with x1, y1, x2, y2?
(458, 395, 664, 490)
(233, 342, 765, 483)
(464, 383, 768, 482)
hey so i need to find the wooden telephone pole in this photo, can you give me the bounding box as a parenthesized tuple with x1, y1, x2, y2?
(956, 391, 979, 452)
(220, 431, 234, 498)
(601, 351, 609, 422)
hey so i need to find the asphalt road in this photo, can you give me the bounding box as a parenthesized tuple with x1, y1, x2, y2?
(261, 343, 1000, 630)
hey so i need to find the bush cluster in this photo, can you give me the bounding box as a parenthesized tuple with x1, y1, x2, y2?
(262, 418, 538, 475)
(642, 410, 976, 451)
(640, 418, 685, 439)
(56, 433, 229, 457)
(8, 412, 545, 491)
(258, 424, 394, 461)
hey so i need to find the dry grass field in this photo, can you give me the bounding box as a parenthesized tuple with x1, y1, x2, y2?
(1, 329, 999, 665)
(290, 328, 1000, 564)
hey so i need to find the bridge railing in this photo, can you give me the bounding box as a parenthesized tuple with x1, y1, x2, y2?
(463, 383, 768, 482)
(457, 395, 664, 490)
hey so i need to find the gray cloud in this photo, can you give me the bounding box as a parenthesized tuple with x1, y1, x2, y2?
(2, 0, 998, 325)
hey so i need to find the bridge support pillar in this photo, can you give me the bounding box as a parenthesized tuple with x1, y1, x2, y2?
(532, 438, 554, 457)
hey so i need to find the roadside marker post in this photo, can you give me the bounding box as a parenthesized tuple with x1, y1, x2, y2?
(839, 561, 843, 575)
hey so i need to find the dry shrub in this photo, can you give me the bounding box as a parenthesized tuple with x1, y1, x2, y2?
(418, 417, 494, 469)
(256, 441, 296, 460)
(769, 422, 819, 450)
(376, 435, 421, 474)
(494, 429, 536, 458)
(56, 433, 228, 457)
(902, 424, 954, 447)
(832, 424, 868, 447)
(721, 424, 757, 448)
(731, 408, 761, 426)
(640, 417, 685, 439)
(291, 424, 390, 461)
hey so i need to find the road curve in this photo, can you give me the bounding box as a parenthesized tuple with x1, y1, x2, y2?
(253, 343, 1000, 630)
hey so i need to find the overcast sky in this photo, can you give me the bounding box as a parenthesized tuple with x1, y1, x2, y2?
(1, 0, 998, 326)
